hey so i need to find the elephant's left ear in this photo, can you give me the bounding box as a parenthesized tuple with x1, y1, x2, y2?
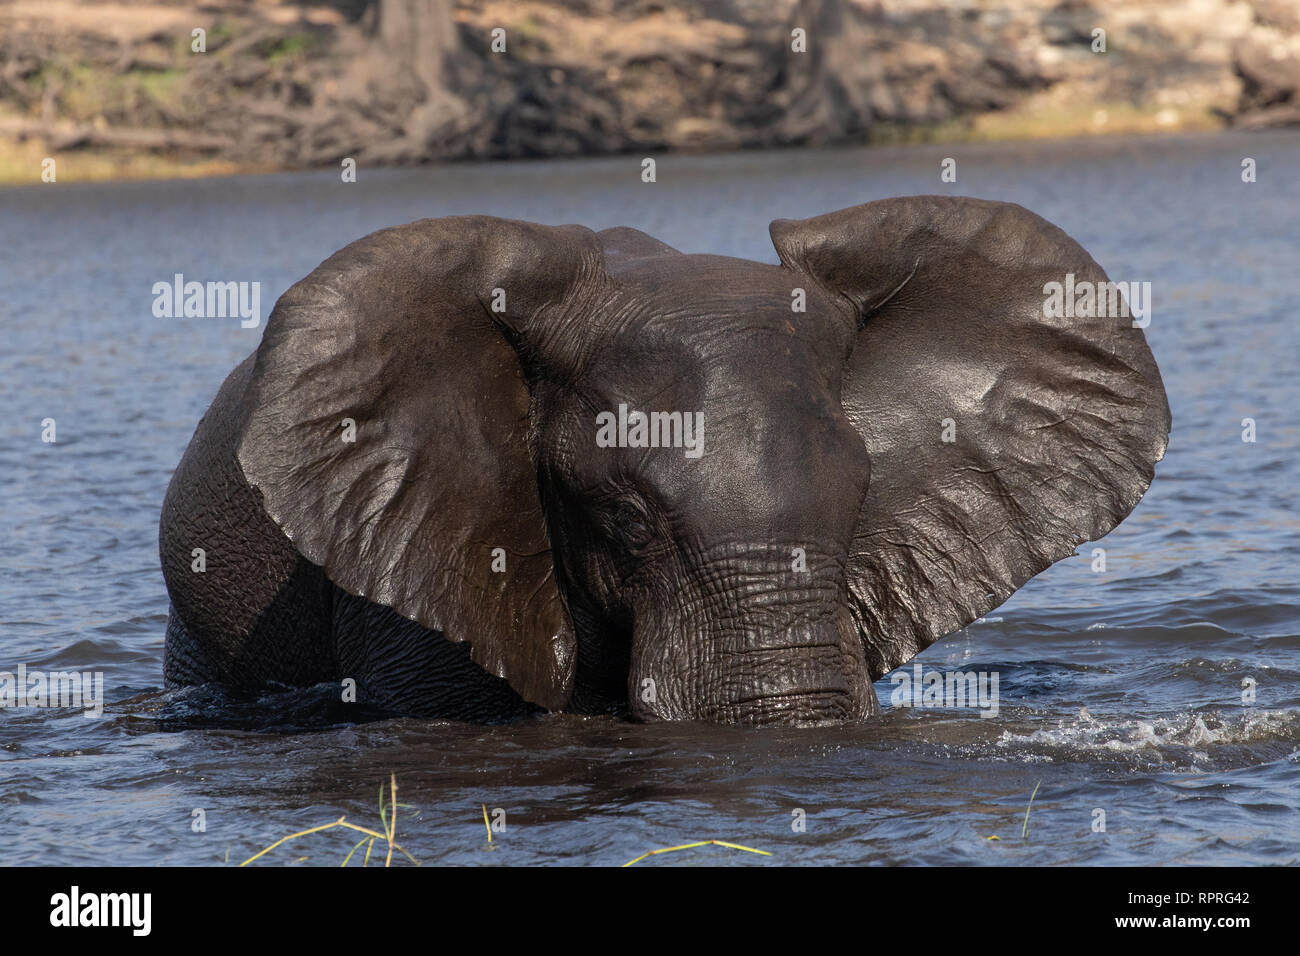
(236, 217, 605, 710)
(771, 196, 1171, 680)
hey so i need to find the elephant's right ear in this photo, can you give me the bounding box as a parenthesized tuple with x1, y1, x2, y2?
(236, 217, 605, 710)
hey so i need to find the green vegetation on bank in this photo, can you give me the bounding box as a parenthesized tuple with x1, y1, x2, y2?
(0, 93, 1234, 187)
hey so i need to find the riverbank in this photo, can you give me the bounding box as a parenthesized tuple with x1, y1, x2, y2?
(2, 0, 1298, 185)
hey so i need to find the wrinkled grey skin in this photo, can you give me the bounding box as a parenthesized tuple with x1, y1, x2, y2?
(160, 196, 1171, 726)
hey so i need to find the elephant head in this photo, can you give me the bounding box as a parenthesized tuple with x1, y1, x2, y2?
(235, 197, 1170, 725)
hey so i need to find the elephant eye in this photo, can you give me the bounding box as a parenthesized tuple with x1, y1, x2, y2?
(608, 500, 654, 552)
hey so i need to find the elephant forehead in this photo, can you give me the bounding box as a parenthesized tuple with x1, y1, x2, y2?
(612, 254, 823, 317)
(590, 255, 851, 373)
(568, 340, 870, 530)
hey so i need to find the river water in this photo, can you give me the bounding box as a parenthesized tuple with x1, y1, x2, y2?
(2, 130, 1298, 865)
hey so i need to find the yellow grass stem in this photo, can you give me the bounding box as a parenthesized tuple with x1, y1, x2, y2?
(385, 774, 397, 868)
(1022, 780, 1042, 839)
(622, 840, 772, 867)
(239, 776, 421, 867)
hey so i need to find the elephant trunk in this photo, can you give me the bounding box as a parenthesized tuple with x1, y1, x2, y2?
(707, 605, 877, 725)
(629, 566, 879, 725)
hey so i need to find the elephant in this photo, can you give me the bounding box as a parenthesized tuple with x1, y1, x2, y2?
(159, 195, 1170, 726)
